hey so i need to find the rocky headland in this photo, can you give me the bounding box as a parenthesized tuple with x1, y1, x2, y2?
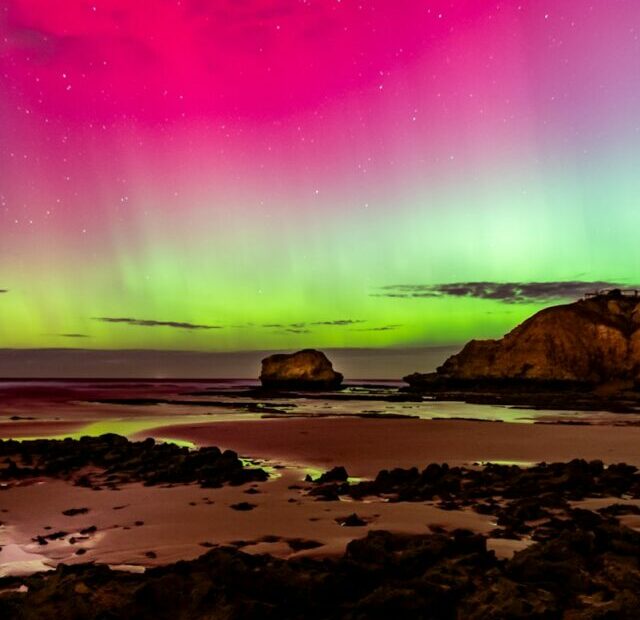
(404, 290, 640, 411)
(260, 349, 343, 390)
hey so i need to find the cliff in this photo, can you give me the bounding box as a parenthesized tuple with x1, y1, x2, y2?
(406, 290, 640, 388)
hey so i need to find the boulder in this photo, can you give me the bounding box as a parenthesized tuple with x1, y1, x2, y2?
(406, 291, 640, 387)
(259, 349, 343, 389)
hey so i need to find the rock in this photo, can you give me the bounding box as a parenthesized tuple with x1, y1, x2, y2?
(229, 502, 257, 511)
(259, 349, 343, 389)
(462, 577, 560, 619)
(0, 435, 268, 489)
(405, 291, 640, 387)
(286, 538, 323, 552)
(314, 466, 349, 483)
(308, 482, 347, 501)
(79, 526, 97, 535)
(5, 522, 640, 619)
(336, 513, 367, 527)
(598, 503, 640, 517)
(61, 508, 89, 517)
(74, 582, 90, 594)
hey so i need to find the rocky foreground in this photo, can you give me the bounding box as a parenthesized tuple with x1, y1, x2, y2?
(0, 434, 268, 489)
(2, 514, 640, 618)
(307, 459, 640, 541)
(2, 437, 640, 617)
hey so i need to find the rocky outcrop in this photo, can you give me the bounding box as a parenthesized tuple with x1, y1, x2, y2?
(3, 448, 640, 618)
(5, 512, 640, 619)
(406, 290, 640, 388)
(0, 435, 268, 489)
(260, 349, 343, 389)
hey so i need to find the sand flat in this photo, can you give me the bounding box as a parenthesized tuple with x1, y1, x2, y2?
(0, 421, 87, 438)
(0, 468, 497, 574)
(4, 413, 640, 577)
(139, 417, 640, 477)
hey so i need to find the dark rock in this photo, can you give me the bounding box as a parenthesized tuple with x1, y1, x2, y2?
(336, 513, 367, 527)
(79, 526, 97, 535)
(230, 502, 257, 511)
(5, 522, 640, 619)
(259, 535, 281, 543)
(598, 503, 640, 516)
(0, 435, 268, 490)
(308, 483, 344, 501)
(286, 538, 323, 552)
(314, 466, 349, 484)
(61, 508, 89, 517)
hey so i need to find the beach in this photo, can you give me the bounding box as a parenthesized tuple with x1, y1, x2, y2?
(1, 379, 640, 580)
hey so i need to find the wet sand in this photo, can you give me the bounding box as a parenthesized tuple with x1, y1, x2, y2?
(0, 421, 85, 438)
(0, 466, 506, 577)
(2, 414, 640, 576)
(3, 382, 640, 578)
(140, 417, 640, 478)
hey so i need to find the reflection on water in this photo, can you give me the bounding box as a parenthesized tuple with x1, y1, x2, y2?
(0, 379, 638, 443)
(0, 531, 55, 577)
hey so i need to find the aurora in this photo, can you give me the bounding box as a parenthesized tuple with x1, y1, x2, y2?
(1, 0, 639, 355)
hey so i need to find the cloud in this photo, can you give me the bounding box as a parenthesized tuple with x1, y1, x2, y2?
(94, 317, 222, 330)
(374, 281, 638, 304)
(262, 319, 364, 329)
(276, 328, 312, 334)
(311, 319, 366, 326)
(353, 324, 403, 332)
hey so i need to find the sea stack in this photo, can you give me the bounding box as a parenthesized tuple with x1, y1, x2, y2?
(260, 349, 343, 389)
(405, 290, 640, 389)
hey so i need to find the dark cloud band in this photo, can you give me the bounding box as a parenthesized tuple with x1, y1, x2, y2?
(374, 281, 637, 304)
(262, 319, 364, 329)
(353, 324, 402, 332)
(311, 319, 365, 326)
(94, 317, 221, 330)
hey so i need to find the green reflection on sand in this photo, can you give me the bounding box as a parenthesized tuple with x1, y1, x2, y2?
(302, 466, 324, 481)
(154, 437, 196, 449)
(477, 460, 536, 467)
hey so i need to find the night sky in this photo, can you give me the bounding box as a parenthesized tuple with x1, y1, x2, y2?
(1, 1, 639, 353)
